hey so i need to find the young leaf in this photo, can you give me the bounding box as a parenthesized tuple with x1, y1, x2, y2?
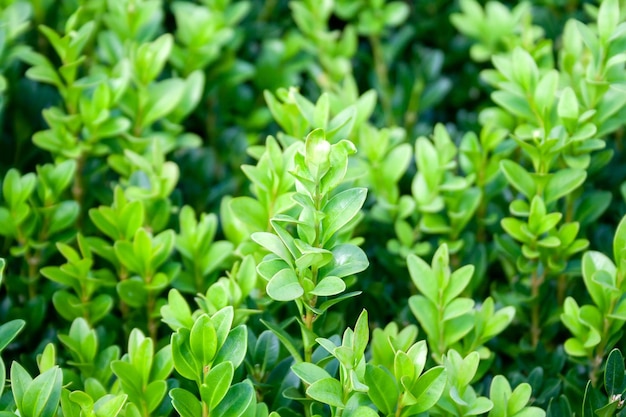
(189, 315, 218, 365)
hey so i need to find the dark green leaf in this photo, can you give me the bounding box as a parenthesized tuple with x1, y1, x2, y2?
(0, 320, 25, 352)
(605, 349, 625, 397)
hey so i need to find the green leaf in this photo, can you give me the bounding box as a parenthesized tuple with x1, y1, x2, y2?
(500, 160, 536, 199)
(11, 362, 32, 412)
(407, 254, 436, 304)
(0, 319, 25, 352)
(189, 314, 217, 365)
(142, 78, 185, 127)
(310, 276, 345, 296)
(605, 348, 624, 397)
(252, 232, 293, 266)
(170, 388, 202, 417)
(210, 307, 234, 350)
(534, 70, 559, 114)
(558, 87, 579, 120)
(0, 258, 5, 286)
(384, 2, 410, 26)
(171, 330, 201, 383)
(266, 268, 303, 301)
(230, 197, 267, 232)
(353, 309, 369, 356)
(116, 279, 148, 308)
(48, 201, 80, 236)
(508, 383, 533, 415)
(21, 366, 63, 417)
(201, 362, 234, 409)
(114, 241, 144, 276)
(407, 366, 447, 414)
(492, 91, 535, 120)
(415, 137, 439, 191)
(260, 319, 303, 363)
(364, 364, 398, 415)
(161, 289, 194, 331)
(0, 360, 5, 399)
(145, 380, 167, 413)
(443, 265, 474, 305)
(614, 215, 626, 266)
(306, 377, 344, 408)
(319, 244, 369, 278)
(212, 380, 255, 417)
(321, 188, 368, 244)
(544, 169, 586, 204)
(213, 325, 247, 368)
(94, 394, 128, 417)
(484, 306, 515, 340)
(291, 362, 332, 385)
(598, 0, 619, 42)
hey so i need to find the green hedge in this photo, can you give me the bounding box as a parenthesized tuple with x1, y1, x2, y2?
(1, 0, 626, 416)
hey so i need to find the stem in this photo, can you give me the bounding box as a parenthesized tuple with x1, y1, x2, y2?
(258, 0, 278, 22)
(475, 150, 489, 244)
(437, 294, 446, 357)
(146, 268, 157, 341)
(395, 392, 405, 417)
(72, 153, 86, 228)
(450, 252, 460, 270)
(17, 223, 42, 299)
(557, 192, 577, 304)
(303, 181, 323, 367)
(556, 274, 567, 306)
(590, 292, 620, 383)
(369, 34, 394, 126)
(530, 268, 545, 347)
(590, 353, 603, 387)
(147, 291, 157, 342)
(206, 94, 217, 147)
(303, 308, 316, 364)
(403, 79, 423, 134)
(119, 266, 130, 319)
(202, 401, 209, 417)
(133, 85, 148, 137)
(26, 249, 40, 299)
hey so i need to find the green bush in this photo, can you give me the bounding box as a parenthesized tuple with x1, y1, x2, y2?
(2, 0, 626, 415)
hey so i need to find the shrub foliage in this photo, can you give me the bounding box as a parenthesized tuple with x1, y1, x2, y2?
(2, 0, 626, 416)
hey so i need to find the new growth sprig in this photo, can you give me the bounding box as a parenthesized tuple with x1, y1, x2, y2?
(254, 128, 368, 363)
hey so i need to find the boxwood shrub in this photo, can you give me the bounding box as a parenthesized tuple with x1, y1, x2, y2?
(1, 0, 626, 416)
